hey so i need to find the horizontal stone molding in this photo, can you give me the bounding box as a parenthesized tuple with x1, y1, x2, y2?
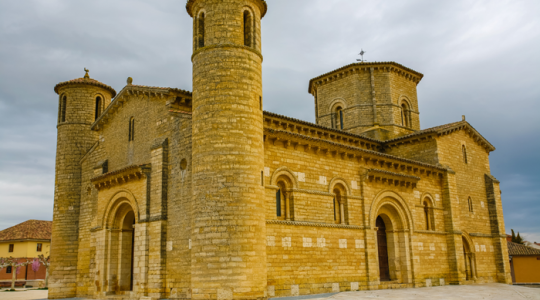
(267, 219, 365, 230)
(414, 230, 448, 235)
(265, 186, 362, 199)
(191, 43, 263, 62)
(469, 232, 494, 238)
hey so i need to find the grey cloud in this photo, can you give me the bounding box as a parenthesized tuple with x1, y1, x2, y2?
(0, 0, 538, 241)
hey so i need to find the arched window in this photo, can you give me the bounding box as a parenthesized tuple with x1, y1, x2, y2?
(462, 145, 468, 164)
(198, 12, 205, 48)
(423, 199, 435, 231)
(276, 178, 293, 220)
(335, 106, 344, 130)
(401, 102, 410, 128)
(59, 95, 67, 123)
(333, 186, 347, 224)
(95, 96, 102, 121)
(243, 10, 253, 47)
(468, 197, 473, 213)
(128, 117, 135, 141)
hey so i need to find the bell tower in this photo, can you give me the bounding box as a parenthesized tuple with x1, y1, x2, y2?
(49, 70, 115, 299)
(186, 0, 268, 299)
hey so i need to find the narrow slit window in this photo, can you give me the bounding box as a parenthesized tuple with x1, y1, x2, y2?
(243, 10, 253, 47)
(276, 189, 282, 217)
(198, 13, 205, 48)
(462, 145, 468, 164)
(468, 197, 473, 213)
(333, 198, 337, 221)
(95, 96, 102, 121)
(259, 96, 262, 110)
(61, 96, 67, 122)
(129, 117, 135, 141)
(261, 171, 264, 186)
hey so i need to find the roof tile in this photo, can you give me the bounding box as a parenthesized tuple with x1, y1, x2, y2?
(0, 220, 52, 242)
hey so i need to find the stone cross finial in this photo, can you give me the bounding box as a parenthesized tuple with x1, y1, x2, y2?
(84, 68, 90, 79)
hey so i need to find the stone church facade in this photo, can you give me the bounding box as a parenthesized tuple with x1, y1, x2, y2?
(48, 0, 512, 299)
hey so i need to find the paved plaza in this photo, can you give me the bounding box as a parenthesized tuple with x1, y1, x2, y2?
(1, 284, 539, 300)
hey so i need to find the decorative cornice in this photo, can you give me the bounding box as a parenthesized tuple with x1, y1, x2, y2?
(266, 219, 365, 230)
(366, 168, 421, 188)
(91, 164, 151, 190)
(186, 0, 267, 18)
(264, 128, 447, 179)
(263, 110, 381, 150)
(55, 77, 117, 97)
(384, 121, 496, 152)
(91, 85, 191, 131)
(308, 62, 424, 94)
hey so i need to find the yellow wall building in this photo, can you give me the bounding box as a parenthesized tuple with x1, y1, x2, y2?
(47, 1, 512, 299)
(508, 241, 540, 284)
(0, 220, 51, 282)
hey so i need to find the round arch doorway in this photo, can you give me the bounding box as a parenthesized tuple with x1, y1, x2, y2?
(106, 202, 136, 293)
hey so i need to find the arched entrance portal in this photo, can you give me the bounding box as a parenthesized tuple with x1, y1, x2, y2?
(376, 216, 390, 281)
(106, 202, 136, 293)
(370, 193, 414, 284)
(462, 237, 476, 281)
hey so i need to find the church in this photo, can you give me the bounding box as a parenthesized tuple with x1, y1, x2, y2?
(48, 1, 512, 299)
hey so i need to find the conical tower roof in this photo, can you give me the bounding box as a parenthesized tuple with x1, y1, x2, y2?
(54, 69, 116, 97)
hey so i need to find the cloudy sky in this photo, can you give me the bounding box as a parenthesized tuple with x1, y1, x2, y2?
(0, 0, 539, 241)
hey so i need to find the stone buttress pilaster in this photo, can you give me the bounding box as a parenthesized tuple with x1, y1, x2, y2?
(441, 169, 466, 284)
(484, 174, 512, 284)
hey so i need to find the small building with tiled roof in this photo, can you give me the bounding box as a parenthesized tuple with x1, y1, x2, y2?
(47, 1, 512, 299)
(0, 220, 51, 285)
(508, 241, 540, 284)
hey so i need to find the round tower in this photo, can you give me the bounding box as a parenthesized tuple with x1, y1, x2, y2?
(186, 0, 268, 299)
(49, 70, 115, 299)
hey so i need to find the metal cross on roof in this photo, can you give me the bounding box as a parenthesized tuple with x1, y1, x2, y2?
(357, 49, 366, 62)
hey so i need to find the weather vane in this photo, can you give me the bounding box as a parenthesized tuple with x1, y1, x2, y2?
(356, 49, 366, 62)
(84, 68, 90, 79)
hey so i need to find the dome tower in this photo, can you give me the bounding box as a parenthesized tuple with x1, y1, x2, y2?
(186, 0, 268, 299)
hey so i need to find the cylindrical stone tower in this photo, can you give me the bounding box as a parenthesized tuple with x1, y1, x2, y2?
(186, 1, 268, 299)
(49, 71, 115, 299)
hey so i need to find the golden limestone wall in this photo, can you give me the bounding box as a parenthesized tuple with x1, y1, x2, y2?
(261, 132, 468, 296)
(188, 1, 267, 299)
(49, 83, 113, 299)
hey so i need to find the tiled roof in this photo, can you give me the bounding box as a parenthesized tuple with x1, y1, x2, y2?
(507, 241, 540, 256)
(308, 61, 424, 92)
(383, 120, 496, 152)
(54, 77, 117, 98)
(0, 220, 52, 242)
(263, 111, 381, 144)
(185, 0, 268, 18)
